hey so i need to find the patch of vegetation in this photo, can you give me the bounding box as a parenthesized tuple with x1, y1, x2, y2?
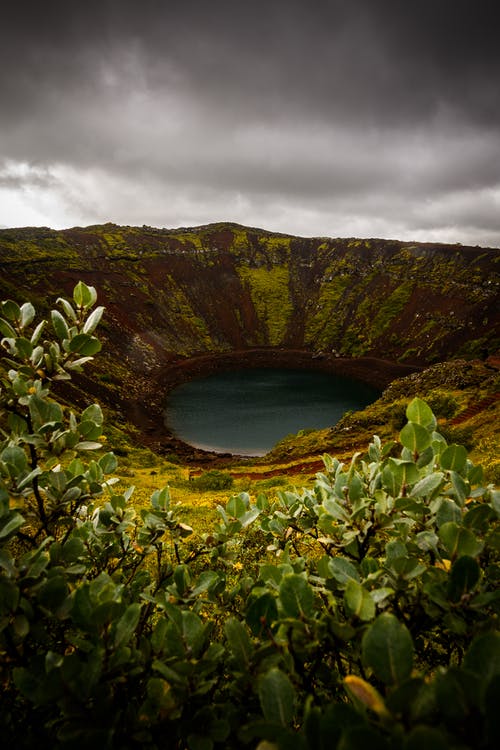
(237, 265, 293, 345)
(304, 272, 352, 348)
(191, 469, 234, 492)
(0, 285, 499, 749)
(369, 280, 414, 339)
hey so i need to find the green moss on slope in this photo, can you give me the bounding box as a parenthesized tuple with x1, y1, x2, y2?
(304, 273, 352, 349)
(237, 265, 293, 345)
(369, 281, 414, 338)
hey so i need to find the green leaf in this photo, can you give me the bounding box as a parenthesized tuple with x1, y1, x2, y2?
(30, 344, 44, 367)
(13, 613, 30, 639)
(28, 394, 63, 429)
(180, 611, 205, 656)
(83, 305, 105, 334)
(174, 564, 191, 595)
(19, 301, 35, 328)
(348, 473, 364, 501)
(447, 556, 480, 602)
(362, 613, 413, 686)
(344, 580, 375, 621)
(463, 504, 495, 533)
(225, 617, 253, 670)
(151, 486, 170, 511)
(2, 445, 29, 474)
(17, 467, 42, 491)
(440, 444, 468, 474)
(73, 281, 97, 309)
(415, 530, 439, 554)
(62, 536, 85, 562)
(15, 336, 34, 359)
(416, 445, 434, 468)
(394, 497, 428, 516)
(438, 522, 483, 559)
(0, 577, 20, 612)
(246, 592, 278, 636)
(468, 463, 484, 486)
(81, 403, 103, 425)
(410, 472, 444, 499)
(1, 299, 21, 322)
(323, 495, 349, 521)
(38, 574, 69, 614)
(226, 493, 248, 519)
(66, 356, 94, 371)
(114, 603, 141, 647)
(463, 632, 500, 705)
(98, 452, 117, 474)
(51, 309, 70, 341)
(436, 498, 462, 527)
(0, 512, 25, 539)
(406, 398, 436, 429)
(57, 297, 78, 321)
(383, 459, 419, 496)
(258, 667, 295, 726)
(490, 489, 500, 518)
(382, 464, 401, 496)
(327, 557, 360, 586)
(449, 470, 469, 507)
(400, 422, 431, 453)
(151, 617, 168, 653)
(0, 317, 16, 338)
(67, 333, 102, 356)
(371, 587, 394, 605)
(30, 320, 45, 345)
(12, 667, 43, 704)
(190, 570, 219, 597)
(279, 574, 314, 618)
(239, 506, 260, 528)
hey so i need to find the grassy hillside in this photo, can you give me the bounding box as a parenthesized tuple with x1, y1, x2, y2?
(0, 222, 498, 473)
(0, 222, 497, 362)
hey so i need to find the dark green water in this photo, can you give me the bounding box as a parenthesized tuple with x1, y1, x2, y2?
(164, 368, 379, 456)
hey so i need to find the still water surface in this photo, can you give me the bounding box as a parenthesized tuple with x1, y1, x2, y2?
(165, 368, 379, 456)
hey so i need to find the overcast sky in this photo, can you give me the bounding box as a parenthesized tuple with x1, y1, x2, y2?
(1, 0, 499, 246)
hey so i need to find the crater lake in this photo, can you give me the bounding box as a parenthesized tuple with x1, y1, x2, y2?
(164, 368, 379, 456)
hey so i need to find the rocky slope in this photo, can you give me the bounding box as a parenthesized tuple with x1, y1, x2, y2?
(0, 222, 498, 456)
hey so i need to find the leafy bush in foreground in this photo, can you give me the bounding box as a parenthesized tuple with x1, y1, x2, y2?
(0, 284, 499, 749)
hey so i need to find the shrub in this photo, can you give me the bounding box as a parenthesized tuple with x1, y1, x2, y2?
(0, 284, 499, 749)
(192, 469, 234, 491)
(425, 389, 460, 419)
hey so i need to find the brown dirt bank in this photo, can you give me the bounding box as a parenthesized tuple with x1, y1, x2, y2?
(129, 349, 421, 464)
(157, 349, 420, 391)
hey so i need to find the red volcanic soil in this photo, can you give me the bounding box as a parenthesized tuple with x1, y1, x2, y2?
(1, 222, 496, 465)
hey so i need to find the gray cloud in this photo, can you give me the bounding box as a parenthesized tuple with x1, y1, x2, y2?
(0, 1, 499, 245)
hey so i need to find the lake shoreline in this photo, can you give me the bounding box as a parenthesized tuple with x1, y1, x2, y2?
(127, 349, 422, 464)
(157, 348, 420, 392)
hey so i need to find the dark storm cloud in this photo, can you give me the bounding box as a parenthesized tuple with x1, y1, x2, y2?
(1, 1, 499, 244)
(3, 0, 499, 125)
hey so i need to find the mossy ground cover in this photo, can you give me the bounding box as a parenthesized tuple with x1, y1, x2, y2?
(111, 455, 313, 538)
(237, 265, 293, 345)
